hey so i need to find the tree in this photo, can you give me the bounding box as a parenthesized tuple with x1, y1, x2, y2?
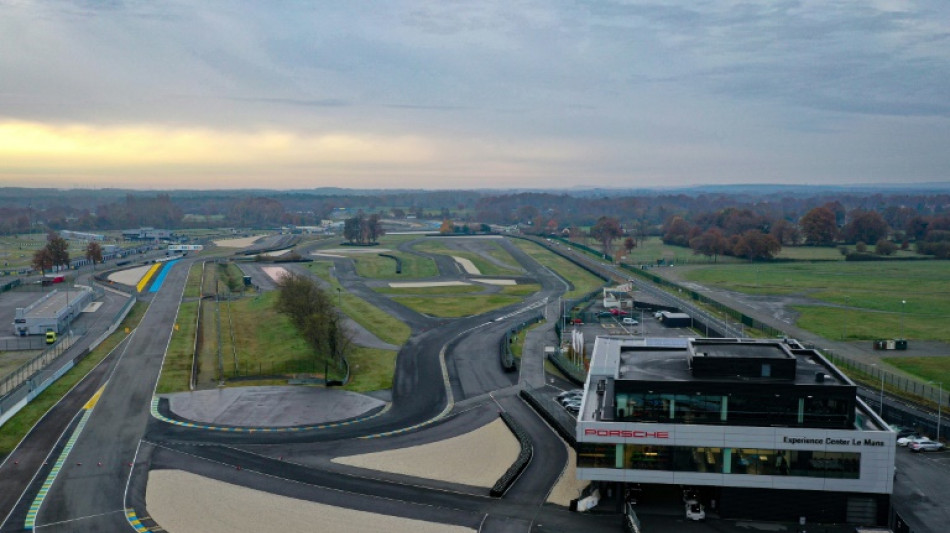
(800, 207, 838, 246)
(343, 216, 361, 244)
(690, 228, 729, 262)
(662, 216, 691, 247)
(32, 247, 54, 274)
(769, 219, 801, 246)
(732, 230, 781, 261)
(46, 231, 70, 269)
(875, 238, 897, 256)
(85, 241, 103, 268)
(590, 216, 623, 258)
(439, 219, 455, 234)
(274, 273, 351, 370)
(622, 237, 636, 257)
(366, 213, 384, 243)
(842, 210, 889, 245)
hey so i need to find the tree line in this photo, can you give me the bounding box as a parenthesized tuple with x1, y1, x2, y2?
(274, 272, 351, 382)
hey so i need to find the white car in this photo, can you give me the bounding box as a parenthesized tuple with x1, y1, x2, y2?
(622, 317, 639, 325)
(897, 435, 931, 447)
(685, 500, 705, 521)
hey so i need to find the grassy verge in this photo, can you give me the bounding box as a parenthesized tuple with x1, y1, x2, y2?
(156, 300, 199, 393)
(0, 301, 147, 456)
(511, 320, 546, 359)
(183, 262, 203, 299)
(306, 262, 410, 346)
(511, 239, 605, 298)
(342, 347, 398, 392)
(881, 357, 950, 387)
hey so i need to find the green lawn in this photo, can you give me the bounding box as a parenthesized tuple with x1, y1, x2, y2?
(183, 262, 203, 299)
(343, 347, 398, 392)
(393, 284, 540, 318)
(352, 252, 438, 279)
(306, 262, 411, 346)
(511, 239, 605, 298)
(0, 301, 147, 457)
(682, 261, 950, 341)
(881, 357, 950, 391)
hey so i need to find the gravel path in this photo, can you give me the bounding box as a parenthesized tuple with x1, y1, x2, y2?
(107, 264, 150, 285)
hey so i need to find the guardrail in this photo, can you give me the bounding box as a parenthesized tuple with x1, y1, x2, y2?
(0, 328, 86, 398)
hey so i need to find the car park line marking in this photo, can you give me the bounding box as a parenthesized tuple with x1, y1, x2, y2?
(149, 396, 391, 433)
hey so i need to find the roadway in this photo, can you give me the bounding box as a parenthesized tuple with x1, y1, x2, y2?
(2, 237, 610, 532)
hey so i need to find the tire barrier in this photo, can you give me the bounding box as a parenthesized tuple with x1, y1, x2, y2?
(489, 412, 533, 497)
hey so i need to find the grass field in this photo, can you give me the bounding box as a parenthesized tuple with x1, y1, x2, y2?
(0, 301, 147, 457)
(342, 346, 398, 392)
(681, 261, 950, 341)
(511, 239, 605, 298)
(411, 240, 522, 277)
(183, 262, 203, 299)
(306, 262, 411, 346)
(393, 284, 540, 317)
(352, 252, 438, 279)
(881, 356, 950, 390)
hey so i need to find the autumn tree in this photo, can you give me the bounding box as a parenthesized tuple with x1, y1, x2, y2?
(841, 210, 889, 245)
(690, 228, 729, 262)
(800, 207, 838, 246)
(662, 216, 692, 247)
(590, 216, 623, 258)
(32, 247, 54, 274)
(46, 232, 70, 269)
(769, 219, 801, 246)
(439, 219, 455, 234)
(622, 237, 636, 257)
(733, 230, 781, 261)
(85, 241, 103, 268)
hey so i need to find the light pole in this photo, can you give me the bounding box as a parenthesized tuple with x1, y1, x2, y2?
(900, 299, 906, 339)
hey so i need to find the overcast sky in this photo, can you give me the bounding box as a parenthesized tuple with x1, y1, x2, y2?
(1, 0, 948, 190)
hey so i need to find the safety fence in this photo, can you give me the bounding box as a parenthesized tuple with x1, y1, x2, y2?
(501, 314, 543, 372)
(0, 328, 86, 398)
(826, 352, 948, 412)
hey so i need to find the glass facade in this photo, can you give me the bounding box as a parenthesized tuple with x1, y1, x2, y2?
(614, 390, 851, 429)
(578, 443, 860, 479)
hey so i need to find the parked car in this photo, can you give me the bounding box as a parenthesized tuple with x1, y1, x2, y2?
(556, 389, 582, 400)
(564, 400, 581, 414)
(685, 500, 706, 521)
(597, 311, 614, 318)
(610, 308, 629, 316)
(622, 318, 639, 325)
(558, 393, 583, 406)
(897, 435, 930, 447)
(910, 441, 945, 453)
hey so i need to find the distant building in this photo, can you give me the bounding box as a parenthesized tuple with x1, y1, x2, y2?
(59, 230, 105, 241)
(122, 227, 173, 240)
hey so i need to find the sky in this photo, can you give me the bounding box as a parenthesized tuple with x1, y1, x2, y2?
(1, 0, 948, 190)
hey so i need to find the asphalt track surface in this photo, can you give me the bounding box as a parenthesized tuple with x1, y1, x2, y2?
(0, 238, 624, 533)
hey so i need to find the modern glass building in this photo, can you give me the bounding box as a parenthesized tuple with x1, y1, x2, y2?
(576, 337, 894, 525)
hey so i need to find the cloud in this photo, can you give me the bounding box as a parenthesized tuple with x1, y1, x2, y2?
(0, 0, 948, 188)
